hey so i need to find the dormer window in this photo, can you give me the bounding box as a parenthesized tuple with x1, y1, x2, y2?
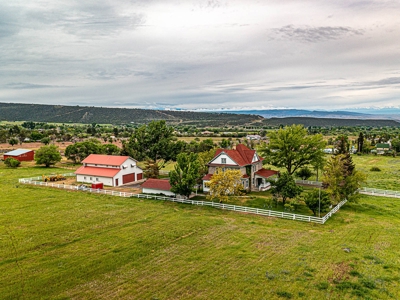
(221, 158, 226, 164)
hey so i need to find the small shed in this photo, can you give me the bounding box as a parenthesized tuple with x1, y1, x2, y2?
(141, 179, 175, 197)
(3, 149, 35, 162)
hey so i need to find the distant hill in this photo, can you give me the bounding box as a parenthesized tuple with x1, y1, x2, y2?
(0, 102, 260, 126)
(1, 103, 399, 127)
(261, 117, 400, 127)
(228, 109, 400, 120)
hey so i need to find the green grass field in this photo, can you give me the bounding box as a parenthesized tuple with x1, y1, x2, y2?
(352, 155, 400, 191)
(1, 163, 400, 299)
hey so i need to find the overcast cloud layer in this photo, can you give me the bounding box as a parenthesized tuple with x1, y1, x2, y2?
(1, 0, 400, 111)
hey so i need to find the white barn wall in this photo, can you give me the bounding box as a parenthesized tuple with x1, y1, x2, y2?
(77, 157, 143, 187)
(76, 175, 113, 186)
(143, 188, 175, 197)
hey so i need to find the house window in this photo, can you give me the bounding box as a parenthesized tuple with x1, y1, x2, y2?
(221, 158, 226, 164)
(84, 176, 86, 180)
(90, 177, 92, 181)
(96, 178, 99, 181)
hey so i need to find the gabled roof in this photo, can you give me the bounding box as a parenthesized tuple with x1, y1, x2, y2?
(141, 179, 172, 191)
(376, 143, 390, 149)
(210, 144, 263, 167)
(82, 154, 131, 166)
(4, 149, 33, 156)
(75, 166, 120, 177)
(255, 169, 279, 178)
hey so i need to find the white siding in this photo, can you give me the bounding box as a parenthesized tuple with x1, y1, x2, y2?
(211, 153, 237, 165)
(76, 175, 113, 186)
(142, 188, 175, 197)
(77, 157, 143, 187)
(252, 153, 259, 163)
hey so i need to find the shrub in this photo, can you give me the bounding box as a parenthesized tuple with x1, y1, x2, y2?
(370, 167, 381, 172)
(4, 157, 21, 168)
(276, 291, 292, 299)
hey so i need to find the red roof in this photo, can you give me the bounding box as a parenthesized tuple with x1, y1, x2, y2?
(211, 144, 263, 167)
(82, 154, 130, 166)
(75, 166, 120, 177)
(255, 169, 279, 178)
(141, 179, 172, 191)
(202, 174, 213, 180)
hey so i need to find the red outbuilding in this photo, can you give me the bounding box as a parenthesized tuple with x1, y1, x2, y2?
(3, 149, 35, 162)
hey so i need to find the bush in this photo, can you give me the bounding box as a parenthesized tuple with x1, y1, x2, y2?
(370, 167, 381, 172)
(4, 157, 21, 168)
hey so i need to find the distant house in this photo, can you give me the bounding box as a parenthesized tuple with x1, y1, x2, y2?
(202, 144, 278, 192)
(246, 134, 261, 140)
(3, 149, 34, 161)
(201, 130, 214, 135)
(75, 154, 143, 187)
(141, 178, 175, 196)
(375, 143, 390, 154)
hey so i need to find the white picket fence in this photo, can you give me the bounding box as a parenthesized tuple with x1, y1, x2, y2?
(293, 179, 400, 199)
(358, 187, 400, 198)
(18, 173, 347, 224)
(295, 179, 323, 187)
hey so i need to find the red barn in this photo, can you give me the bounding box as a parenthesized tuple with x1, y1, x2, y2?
(3, 149, 35, 162)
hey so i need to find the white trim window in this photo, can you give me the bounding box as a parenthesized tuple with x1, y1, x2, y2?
(221, 158, 226, 164)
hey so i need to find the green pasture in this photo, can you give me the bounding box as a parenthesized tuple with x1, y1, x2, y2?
(1, 163, 400, 299)
(352, 154, 400, 191)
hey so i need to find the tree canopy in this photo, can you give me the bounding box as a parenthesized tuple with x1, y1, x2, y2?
(122, 120, 174, 162)
(270, 172, 303, 206)
(206, 168, 244, 203)
(304, 188, 331, 216)
(259, 125, 326, 175)
(322, 154, 365, 203)
(169, 153, 200, 198)
(35, 145, 62, 167)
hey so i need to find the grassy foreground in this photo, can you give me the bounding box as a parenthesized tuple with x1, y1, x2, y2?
(1, 164, 400, 299)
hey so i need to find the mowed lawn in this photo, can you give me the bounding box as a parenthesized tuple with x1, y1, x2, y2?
(1, 164, 400, 299)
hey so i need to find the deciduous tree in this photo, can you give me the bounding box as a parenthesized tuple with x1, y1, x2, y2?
(123, 120, 174, 164)
(169, 153, 200, 198)
(8, 137, 19, 147)
(259, 125, 326, 175)
(207, 168, 244, 203)
(270, 172, 303, 206)
(322, 154, 365, 203)
(35, 145, 62, 167)
(304, 189, 331, 216)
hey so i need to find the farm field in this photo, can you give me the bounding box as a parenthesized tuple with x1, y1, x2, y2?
(1, 163, 400, 299)
(352, 155, 400, 191)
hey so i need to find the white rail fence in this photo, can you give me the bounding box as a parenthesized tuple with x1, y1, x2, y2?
(295, 179, 323, 187)
(19, 174, 347, 224)
(358, 187, 400, 198)
(293, 179, 400, 199)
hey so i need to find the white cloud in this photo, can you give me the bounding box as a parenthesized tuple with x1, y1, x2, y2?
(0, 0, 399, 111)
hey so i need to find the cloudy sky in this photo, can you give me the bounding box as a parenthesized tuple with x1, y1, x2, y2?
(1, 0, 400, 111)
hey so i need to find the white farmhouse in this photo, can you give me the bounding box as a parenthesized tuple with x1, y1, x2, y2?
(75, 154, 143, 187)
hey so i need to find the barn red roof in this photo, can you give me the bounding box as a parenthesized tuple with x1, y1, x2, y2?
(211, 144, 263, 167)
(255, 169, 279, 178)
(141, 179, 172, 191)
(82, 154, 130, 166)
(75, 166, 120, 177)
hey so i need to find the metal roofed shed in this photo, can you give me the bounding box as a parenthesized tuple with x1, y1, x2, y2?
(3, 149, 35, 162)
